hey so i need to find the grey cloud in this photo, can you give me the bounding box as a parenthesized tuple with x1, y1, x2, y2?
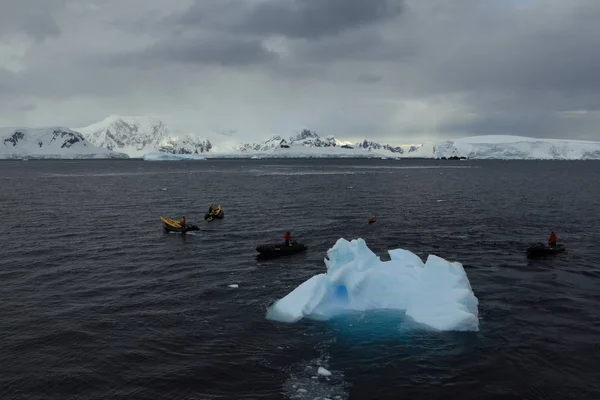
(0, 0, 64, 40)
(111, 35, 276, 67)
(236, 0, 404, 40)
(15, 103, 37, 112)
(357, 74, 383, 84)
(135, 0, 407, 69)
(413, 1, 600, 94)
(287, 26, 416, 64)
(169, 0, 404, 40)
(0, 69, 18, 94)
(439, 111, 600, 141)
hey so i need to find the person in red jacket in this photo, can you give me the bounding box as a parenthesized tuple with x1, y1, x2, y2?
(180, 216, 186, 229)
(284, 231, 292, 246)
(548, 231, 557, 247)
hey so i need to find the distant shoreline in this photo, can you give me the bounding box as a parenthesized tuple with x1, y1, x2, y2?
(2, 156, 598, 161)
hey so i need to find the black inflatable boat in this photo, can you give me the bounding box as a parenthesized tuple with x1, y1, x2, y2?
(526, 242, 565, 258)
(255, 242, 307, 258)
(163, 223, 200, 233)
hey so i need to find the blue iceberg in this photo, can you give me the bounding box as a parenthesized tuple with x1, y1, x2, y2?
(266, 238, 479, 332)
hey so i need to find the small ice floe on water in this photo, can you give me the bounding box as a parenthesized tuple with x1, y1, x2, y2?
(228, 284, 239, 288)
(285, 357, 348, 400)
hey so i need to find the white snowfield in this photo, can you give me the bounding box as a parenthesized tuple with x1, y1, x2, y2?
(435, 135, 600, 160)
(266, 238, 479, 332)
(143, 152, 206, 161)
(0, 127, 128, 159)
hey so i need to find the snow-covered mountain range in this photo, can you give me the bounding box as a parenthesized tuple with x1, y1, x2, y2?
(2, 115, 600, 160)
(73, 116, 431, 159)
(75, 116, 214, 158)
(0, 127, 127, 159)
(233, 129, 430, 158)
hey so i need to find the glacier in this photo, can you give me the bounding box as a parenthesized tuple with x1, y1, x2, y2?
(0, 127, 128, 159)
(266, 238, 479, 332)
(143, 152, 206, 161)
(435, 135, 600, 160)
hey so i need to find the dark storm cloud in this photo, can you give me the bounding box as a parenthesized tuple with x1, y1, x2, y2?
(0, 0, 63, 40)
(170, 0, 404, 40)
(132, 0, 407, 67)
(234, 0, 404, 40)
(128, 35, 276, 66)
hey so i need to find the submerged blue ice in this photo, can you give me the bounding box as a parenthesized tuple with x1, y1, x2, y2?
(266, 238, 479, 332)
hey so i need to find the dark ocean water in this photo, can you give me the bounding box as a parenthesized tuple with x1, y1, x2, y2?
(1, 159, 600, 400)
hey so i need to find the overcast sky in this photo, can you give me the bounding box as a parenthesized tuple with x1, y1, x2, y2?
(1, 0, 600, 143)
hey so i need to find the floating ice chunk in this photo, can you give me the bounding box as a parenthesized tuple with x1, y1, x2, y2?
(143, 152, 206, 161)
(318, 367, 332, 377)
(228, 284, 239, 288)
(266, 238, 479, 332)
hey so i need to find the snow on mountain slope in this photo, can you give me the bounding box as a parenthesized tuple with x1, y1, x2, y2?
(75, 116, 214, 158)
(0, 127, 128, 159)
(435, 135, 600, 160)
(233, 129, 431, 158)
(70, 115, 600, 160)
